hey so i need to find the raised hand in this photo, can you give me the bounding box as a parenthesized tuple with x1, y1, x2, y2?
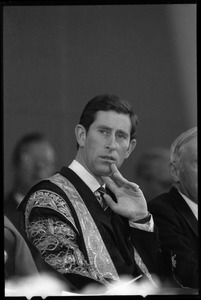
(101, 164, 148, 221)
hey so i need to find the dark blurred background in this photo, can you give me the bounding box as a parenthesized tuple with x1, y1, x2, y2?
(3, 4, 197, 195)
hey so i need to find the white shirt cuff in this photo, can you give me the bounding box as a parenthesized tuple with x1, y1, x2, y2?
(129, 215, 154, 232)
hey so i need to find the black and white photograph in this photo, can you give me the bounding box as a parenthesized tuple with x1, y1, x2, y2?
(3, 1, 197, 297)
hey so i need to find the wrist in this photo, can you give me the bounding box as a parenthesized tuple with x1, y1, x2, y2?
(133, 212, 151, 224)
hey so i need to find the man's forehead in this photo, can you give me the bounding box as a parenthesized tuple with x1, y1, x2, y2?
(94, 110, 131, 127)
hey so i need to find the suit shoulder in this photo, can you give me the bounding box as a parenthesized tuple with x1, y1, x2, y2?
(148, 192, 177, 217)
(149, 192, 170, 207)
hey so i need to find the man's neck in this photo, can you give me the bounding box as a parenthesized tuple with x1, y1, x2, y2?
(75, 153, 104, 185)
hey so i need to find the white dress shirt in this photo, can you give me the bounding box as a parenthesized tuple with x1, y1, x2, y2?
(179, 191, 198, 220)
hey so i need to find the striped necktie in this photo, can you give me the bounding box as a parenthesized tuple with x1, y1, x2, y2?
(94, 186, 108, 211)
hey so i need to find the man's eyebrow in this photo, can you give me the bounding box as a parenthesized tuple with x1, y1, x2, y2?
(117, 130, 129, 137)
(97, 125, 111, 130)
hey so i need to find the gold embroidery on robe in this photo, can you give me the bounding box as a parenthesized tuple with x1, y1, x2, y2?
(28, 216, 106, 280)
(24, 173, 156, 286)
(49, 173, 119, 282)
(134, 247, 158, 287)
(25, 190, 78, 231)
(25, 191, 110, 285)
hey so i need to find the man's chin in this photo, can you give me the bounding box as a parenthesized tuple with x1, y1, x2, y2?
(99, 170, 112, 177)
(96, 166, 113, 177)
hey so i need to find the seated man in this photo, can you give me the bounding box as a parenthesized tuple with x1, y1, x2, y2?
(148, 127, 198, 288)
(19, 94, 176, 291)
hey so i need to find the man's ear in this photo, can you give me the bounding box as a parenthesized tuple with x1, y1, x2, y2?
(125, 139, 137, 159)
(75, 124, 86, 148)
(170, 162, 180, 182)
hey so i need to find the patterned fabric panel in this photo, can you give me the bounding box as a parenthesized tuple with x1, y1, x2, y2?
(27, 216, 103, 279)
(25, 190, 78, 232)
(24, 189, 109, 285)
(49, 174, 119, 281)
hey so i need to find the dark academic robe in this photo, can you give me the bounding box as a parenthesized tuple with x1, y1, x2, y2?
(18, 167, 167, 290)
(148, 187, 198, 288)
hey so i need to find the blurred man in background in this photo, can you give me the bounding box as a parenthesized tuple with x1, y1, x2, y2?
(4, 132, 56, 228)
(148, 127, 198, 288)
(134, 148, 172, 202)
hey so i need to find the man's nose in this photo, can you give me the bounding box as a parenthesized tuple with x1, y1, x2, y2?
(105, 135, 116, 150)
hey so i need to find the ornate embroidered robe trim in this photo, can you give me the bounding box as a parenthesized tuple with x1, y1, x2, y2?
(24, 189, 111, 285)
(49, 173, 119, 282)
(25, 190, 78, 233)
(133, 247, 158, 287)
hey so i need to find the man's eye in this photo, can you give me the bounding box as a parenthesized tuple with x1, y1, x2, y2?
(117, 134, 126, 139)
(99, 130, 108, 135)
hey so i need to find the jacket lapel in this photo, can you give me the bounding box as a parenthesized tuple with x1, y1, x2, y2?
(170, 188, 198, 237)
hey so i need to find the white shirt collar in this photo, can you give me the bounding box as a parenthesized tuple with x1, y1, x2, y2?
(68, 160, 101, 193)
(179, 191, 198, 220)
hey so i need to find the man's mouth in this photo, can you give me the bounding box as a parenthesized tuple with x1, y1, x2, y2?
(100, 156, 116, 163)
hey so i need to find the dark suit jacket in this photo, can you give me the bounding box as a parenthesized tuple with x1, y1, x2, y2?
(148, 187, 198, 288)
(19, 167, 163, 290)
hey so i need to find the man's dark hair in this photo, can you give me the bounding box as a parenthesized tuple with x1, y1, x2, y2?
(78, 94, 138, 149)
(12, 132, 48, 167)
